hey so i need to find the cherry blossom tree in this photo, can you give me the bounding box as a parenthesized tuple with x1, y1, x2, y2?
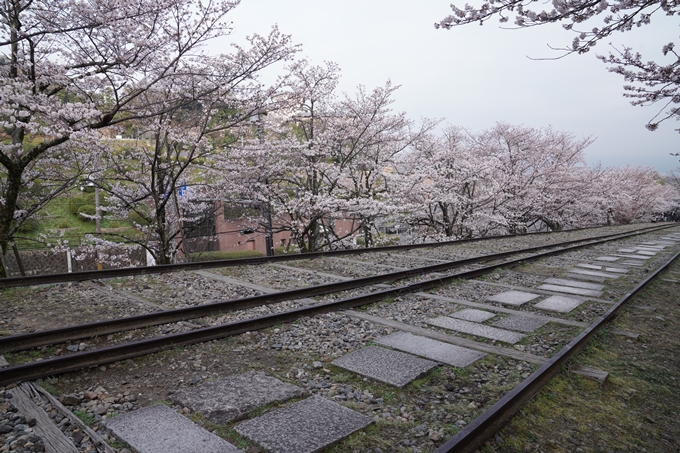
(399, 123, 597, 238)
(397, 127, 503, 240)
(597, 166, 679, 223)
(220, 61, 436, 251)
(0, 0, 246, 276)
(94, 31, 297, 265)
(436, 0, 680, 132)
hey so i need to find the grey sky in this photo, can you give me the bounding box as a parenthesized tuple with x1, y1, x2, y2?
(212, 0, 679, 173)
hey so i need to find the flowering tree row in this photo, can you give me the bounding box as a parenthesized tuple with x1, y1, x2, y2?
(396, 124, 679, 241)
(221, 65, 679, 250)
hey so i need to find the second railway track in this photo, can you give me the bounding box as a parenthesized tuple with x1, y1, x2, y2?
(0, 223, 678, 453)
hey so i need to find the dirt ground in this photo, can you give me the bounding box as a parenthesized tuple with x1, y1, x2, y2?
(486, 262, 680, 453)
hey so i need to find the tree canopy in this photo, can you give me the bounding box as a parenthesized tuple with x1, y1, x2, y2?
(436, 0, 680, 132)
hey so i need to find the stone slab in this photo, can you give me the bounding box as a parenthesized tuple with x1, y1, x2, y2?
(576, 263, 602, 270)
(636, 246, 665, 251)
(635, 250, 657, 256)
(595, 256, 619, 262)
(235, 396, 372, 453)
(169, 371, 307, 424)
(610, 328, 639, 339)
(612, 254, 650, 260)
(543, 278, 605, 291)
(450, 308, 496, 323)
(622, 261, 644, 266)
(0, 355, 8, 368)
(491, 316, 549, 333)
(640, 242, 659, 245)
(617, 248, 637, 253)
(427, 316, 524, 344)
(604, 267, 628, 274)
(487, 290, 540, 306)
(332, 346, 438, 387)
(376, 331, 486, 367)
(104, 404, 242, 453)
(534, 295, 584, 313)
(570, 365, 609, 388)
(567, 269, 621, 279)
(537, 284, 602, 297)
(566, 272, 606, 283)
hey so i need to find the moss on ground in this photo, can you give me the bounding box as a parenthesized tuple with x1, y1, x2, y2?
(490, 263, 680, 453)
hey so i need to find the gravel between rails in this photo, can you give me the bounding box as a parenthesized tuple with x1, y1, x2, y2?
(0, 223, 677, 453)
(105, 271, 265, 309)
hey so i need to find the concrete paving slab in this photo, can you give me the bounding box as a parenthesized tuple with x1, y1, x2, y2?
(604, 267, 628, 274)
(169, 371, 307, 424)
(235, 396, 372, 453)
(104, 404, 242, 453)
(610, 328, 639, 339)
(640, 242, 659, 245)
(538, 284, 602, 297)
(622, 261, 644, 266)
(534, 295, 584, 313)
(543, 278, 605, 291)
(617, 248, 637, 253)
(487, 290, 540, 306)
(427, 316, 524, 344)
(658, 237, 678, 241)
(450, 308, 496, 323)
(571, 365, 609, 388)
(595, 256, 619, 262)
(566, 272, 606, 283)
(635, 246, 665, 251)
(635, 250, 657, 256)
(332, 346, 438, 387)
(612, 254, 650, 260)
(567, 269, 621, 279)
(376, 331, 486, 367)
(491, 316, 549, 333)
(653, 241, 676, 246)
(576, 263, 602, 270)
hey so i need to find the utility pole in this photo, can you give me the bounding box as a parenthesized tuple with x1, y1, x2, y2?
(263, 200, 274, 257)
(254, 109, 274, 257)
(94, 180, 103, 270)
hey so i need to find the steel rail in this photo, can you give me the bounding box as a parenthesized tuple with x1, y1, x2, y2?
(433, 248, 680, 453)
(0, 225, 674, 386)
(0, 224, 664, 289)
(0, 225, 671, 353)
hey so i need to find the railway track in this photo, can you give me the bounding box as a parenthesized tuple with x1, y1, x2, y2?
(0, 223, 678, 453)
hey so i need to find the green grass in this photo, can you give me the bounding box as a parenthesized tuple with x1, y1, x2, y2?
(73, 410, 96, 427)
(14, 191, 135, 248)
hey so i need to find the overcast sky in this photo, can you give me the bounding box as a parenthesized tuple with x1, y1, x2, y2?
(210, 0, 679, 173)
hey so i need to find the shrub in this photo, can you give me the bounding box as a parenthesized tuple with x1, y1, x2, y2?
(356, 234, 399, 247)
(187, 250, 265, 262)
(77, 205, 96, 221)
(274, 246, 300, 255)
(68, 193, 95, 216)
(16, 218, 40, 234)
(128, 211, 151, 226)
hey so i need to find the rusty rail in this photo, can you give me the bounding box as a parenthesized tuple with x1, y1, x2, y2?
(433, 246, 680, 453)
(0, 225, 674, 385)
(0, 225, 665, 289)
